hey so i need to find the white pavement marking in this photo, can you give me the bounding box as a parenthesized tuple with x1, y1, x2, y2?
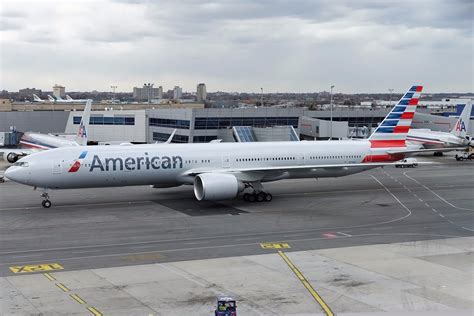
(370, 175, 412, 221)
(462, 227, 474, 232)
(0, 200, 154, 212)
(337, 232, 352, 237)
(432, 208, 438, 212)
(439, 214, 445, 218)
(183, 241, 211, 245)
(71, 250, 101, 254)
(404, 171, 474, 212)
(11, 254, 42, 259)
(2, 232, 466, 267)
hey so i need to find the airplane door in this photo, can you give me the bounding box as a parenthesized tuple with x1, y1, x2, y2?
(52, 161, 62, 174)
(222, 155, 230, 168)
(297, 153, 305, 165)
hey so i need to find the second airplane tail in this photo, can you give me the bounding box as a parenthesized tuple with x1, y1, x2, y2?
(450, 101, 472, 139)
(75, 99, 92, 146)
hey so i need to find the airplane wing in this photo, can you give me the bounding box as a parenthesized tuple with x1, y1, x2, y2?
(387, 147, 467, 155)
(184, 161, 410, 178)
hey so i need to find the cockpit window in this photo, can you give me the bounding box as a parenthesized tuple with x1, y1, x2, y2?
(14, 161, 29, 167)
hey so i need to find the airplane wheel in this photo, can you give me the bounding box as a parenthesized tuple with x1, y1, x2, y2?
(264, 193, 273, 202)
(248, 194, 256, 202)
(243, 193, 251, 201)
(42, 200, 52, 208)
(257, 192, 266, 202)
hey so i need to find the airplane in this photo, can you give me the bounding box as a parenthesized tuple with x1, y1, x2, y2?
(47, 95, 56, 102)
(5, 86, 426, 208)
(407, 101, 473, 153)
(1, 100, 91, 163)
(32, 94, 46, 102)
(66, 95, 90, 102)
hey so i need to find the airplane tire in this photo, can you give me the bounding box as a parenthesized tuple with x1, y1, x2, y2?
(265, 193, 273, 202)
(248, 194, 256, 202)
(257, 192, 266, 202)
(42, 200, 52, 208)
(243, 193, 251, 201)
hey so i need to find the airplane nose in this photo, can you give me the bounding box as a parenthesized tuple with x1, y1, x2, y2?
(4, 166, 30, 184)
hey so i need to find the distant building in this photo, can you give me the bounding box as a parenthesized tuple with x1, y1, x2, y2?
(53, 85, 65, 99)
(157, 86, 163, 99)
(196, 83, 207, 102)
(133, 84, 161, 101)
(19, 88, 42, 98)
(173, 86, 182, 100)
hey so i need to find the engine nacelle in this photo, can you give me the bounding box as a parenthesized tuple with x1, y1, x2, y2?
(5, 152, 19, 163)
(194, 173, 244, 201)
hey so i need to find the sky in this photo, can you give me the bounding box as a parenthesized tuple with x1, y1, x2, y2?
(0, 0, 472, 93)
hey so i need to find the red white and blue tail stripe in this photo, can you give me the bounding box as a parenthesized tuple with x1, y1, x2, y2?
(368, 85, 422, 148)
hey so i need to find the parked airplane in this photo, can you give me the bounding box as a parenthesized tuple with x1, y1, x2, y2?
(47, 95, 56, 102)
(66, 95, 90, 102)
(32, 94, 46, 102)
(1, 100, 91, 163)
(6, 86, 426, 208)
(407, 101, 473, 152)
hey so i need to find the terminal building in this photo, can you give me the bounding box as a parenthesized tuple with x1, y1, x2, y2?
(0, 98, 472, 145)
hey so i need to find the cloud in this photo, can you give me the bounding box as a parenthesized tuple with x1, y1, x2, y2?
(0, 0, 472, 93)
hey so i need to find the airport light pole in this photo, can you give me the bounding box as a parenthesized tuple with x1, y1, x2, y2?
(260, 87, 263, 107)
(144, 83, 154, 103)
(111, 85, 117, 103)
(330, 85, 335, 140)
(388, 88, 394, 107)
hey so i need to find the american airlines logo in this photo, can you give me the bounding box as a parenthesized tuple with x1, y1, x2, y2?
(78, 122, 87, 138)
(68, 151, 88, 173)
(89, 153, 183, 171)
(455, 119, 466, 132)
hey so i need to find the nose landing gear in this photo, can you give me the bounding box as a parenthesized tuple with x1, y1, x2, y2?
(41, 192, 52, 208)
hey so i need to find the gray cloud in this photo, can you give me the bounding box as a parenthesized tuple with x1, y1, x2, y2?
(0, 0, 472, 93)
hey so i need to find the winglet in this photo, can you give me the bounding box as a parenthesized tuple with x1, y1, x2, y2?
(165, 129, 177, 144)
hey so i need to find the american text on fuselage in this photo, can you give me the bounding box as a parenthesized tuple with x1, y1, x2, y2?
(89, 153, 183, 172)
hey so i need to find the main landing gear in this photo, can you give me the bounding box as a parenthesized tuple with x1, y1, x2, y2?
(242, 181, 272, 202)
(41, 192, 52, 208)
(243, 192, 272, 202)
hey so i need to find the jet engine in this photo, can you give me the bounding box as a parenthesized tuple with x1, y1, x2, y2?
(5, 152, 20, 163)
(194, 173, 244, 201)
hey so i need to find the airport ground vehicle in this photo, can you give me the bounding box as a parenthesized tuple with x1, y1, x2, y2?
(395, 158, 418, 168)
(455, 152, 474, 161)
(215, 296, 237, 316)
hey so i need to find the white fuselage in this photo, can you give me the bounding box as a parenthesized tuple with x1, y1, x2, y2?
(407, 129, 469, 149)
(6, 140, 381, 189)
(20, 132, 79, 150)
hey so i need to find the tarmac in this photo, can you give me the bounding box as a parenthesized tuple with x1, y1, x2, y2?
(0, 154, 473, 315)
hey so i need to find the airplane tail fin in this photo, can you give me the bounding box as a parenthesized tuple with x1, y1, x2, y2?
(368, 85, 423, 148)
(48, 95, 55, 102)
(66, 95, 73, 101)
(32, 94, 43, 102)
(75, 99, 92, 146)
(165, 129, 177, 144)
(450, 101, 472, 138)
